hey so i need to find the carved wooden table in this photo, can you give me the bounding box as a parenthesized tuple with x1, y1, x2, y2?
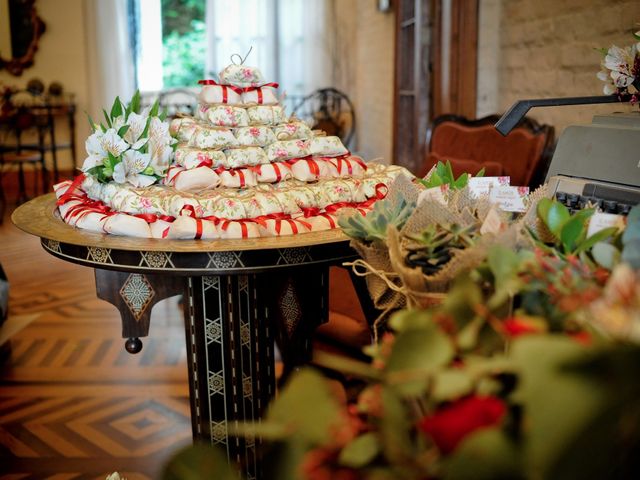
(12, 194, 358, 479)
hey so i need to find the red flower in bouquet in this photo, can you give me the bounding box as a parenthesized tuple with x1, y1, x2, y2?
(503, 317, 545, 338)
(418, 395, 506, 454)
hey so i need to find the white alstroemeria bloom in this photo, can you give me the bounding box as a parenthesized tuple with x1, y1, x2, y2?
(148, 136, 173, 175)
(81, 130, 106, 171)
(124, 112, 148, 148)
(111, 115, 126, 132)
(99, 128, 129, 158)
(112, 150, 156, 187)
(604, 44, 637, 87)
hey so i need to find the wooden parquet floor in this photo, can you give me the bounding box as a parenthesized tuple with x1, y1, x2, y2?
(0, 204, 192, 479)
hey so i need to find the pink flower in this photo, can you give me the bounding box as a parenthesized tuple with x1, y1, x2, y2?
(275, 148, 288, 158)
(285, 124, 297, 133)
(249, 127, 260, 137)
(242, 68, 252, 79)
(225, 199, 235, 207)
(296, 140, 307, 149)
(140, 197, 152, 209)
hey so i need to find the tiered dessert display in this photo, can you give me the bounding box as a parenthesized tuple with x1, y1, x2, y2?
(53, 63, 405, 239)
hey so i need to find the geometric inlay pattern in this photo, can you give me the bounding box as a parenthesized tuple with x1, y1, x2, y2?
(87, 246, 113, 264)
(208, 372, 225, 396)
(210, 420, 227, 445)
(139, 251, 174, 268)
(45, 238, 61, 253)
(206, 322, 222, 344)
(280, 279, 302, 336)
(119, 274, 155, 320)
(276, 247, 312, 265)
(206, 251, 244, 269)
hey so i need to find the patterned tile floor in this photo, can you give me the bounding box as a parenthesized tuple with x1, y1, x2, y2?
(0, 206, 192, 479)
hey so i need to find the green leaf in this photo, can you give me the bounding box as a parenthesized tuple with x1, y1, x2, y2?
(457, 316, 485, 351)
(622, 205, 640, 243)
(544, 201, 570, 236)
(444, 429, 522, 480)
(560, 215, 586, 253)
(102, 109, 112, 128)
(338, 432, 380, 468)
(537, 198, 552, 224)
(129, 89, 141, 115)
(475, 167, 485, 177)
(141, 115, 153, 139)
(621, 238, 640, 269)
(379, 387, 413, 464)
(149, 98, 160, 117)
(386, 318, 454, 396)
(159, 108, 168, 121)
(313, 350, 381, 381)
(592, 242, 621, 269)
(117, 124, 130, 138)
(110, 96, 123, 119)
(162, 443, 239, 480)
(266, 368, 342, 445)
(511, 336, 608, 476)
(445, 160, 455, 183)
(84, 111, 96, 132)
(431, 368, 474, 402)
(575, 226, 618, 254)
(488, 246, 521, 293)
(453, 172, 469, 189)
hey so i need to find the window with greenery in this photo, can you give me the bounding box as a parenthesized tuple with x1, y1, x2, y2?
(161, 0, 206, 88)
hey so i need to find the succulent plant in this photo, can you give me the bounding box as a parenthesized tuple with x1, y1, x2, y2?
(404, 223, 479, 275)
(418, 160, 484, 190)
(338, 197, 416, 245)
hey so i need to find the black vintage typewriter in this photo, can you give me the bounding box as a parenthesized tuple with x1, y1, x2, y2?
(496, 95, 640, 215)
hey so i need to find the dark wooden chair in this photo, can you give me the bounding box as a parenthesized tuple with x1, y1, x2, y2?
(0, 97, 51, 214)
(292, 87, 356, 149)
(422, 114, 556, 188)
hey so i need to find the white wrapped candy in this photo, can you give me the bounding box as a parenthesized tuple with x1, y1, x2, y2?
(197, 105, 249, 127)
(103, 214, 152, 238)
(166, 215, 219, 239)
(265, 140, 310, 162)
(297, 213, 337, 231)
(289, 158, 337, 181)
(218, 168, 258, 188)
(75, 212, 107, 233)
(247, 105, 287, 125)
(258, 218, 311, 237)
(309, 136, 349, 157)
(224, 147, 269, 168)
(189, 125, 238, 149)
(273, 122, 313, 140)
(241, 86, 279, 105)
(150, 219, 174, 239)
(198, 84, 242, 104)
(219, 220, 261, 239)
(235, 126, 276, 147)
(175, 147, 227, 170)
(254, 162, 292, 183)
(328, 155, 367, 177)
(170, 117, 198, 143)
(219, 64, 266, 88)
(166, 166, 221, 192)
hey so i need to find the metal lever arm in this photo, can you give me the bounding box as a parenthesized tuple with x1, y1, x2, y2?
(495, 94, 632, 136)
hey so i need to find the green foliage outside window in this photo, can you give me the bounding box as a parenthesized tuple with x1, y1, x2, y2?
(160, 0, 206, 88)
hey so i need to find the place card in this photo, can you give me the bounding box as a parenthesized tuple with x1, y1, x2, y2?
(468, 176, 510, 198)
(480, 207, 507, 235)
(417, 184, 449, 206)
(587, 212, 626, 237)
(489, 186, 529, 212)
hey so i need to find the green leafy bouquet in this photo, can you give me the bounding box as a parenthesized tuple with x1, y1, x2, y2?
(81, 92, 177, 187)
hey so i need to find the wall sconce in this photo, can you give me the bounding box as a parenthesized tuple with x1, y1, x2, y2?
(377, 0, 392, 13)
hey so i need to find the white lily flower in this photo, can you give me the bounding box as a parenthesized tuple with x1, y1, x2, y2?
(124, 112, 148, 145)
(81, 130, 107, 171)
(111, 115, 126, 132)
(112, 150, 156, 187)
(99, 129, 129, 158)
(148, 136, 173, 175)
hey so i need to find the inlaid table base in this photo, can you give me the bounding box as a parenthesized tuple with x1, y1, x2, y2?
(94, 267, 330, 479)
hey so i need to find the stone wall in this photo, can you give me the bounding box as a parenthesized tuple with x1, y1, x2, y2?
(331, 0, 396, 163)
(478, 0, 640, 133)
